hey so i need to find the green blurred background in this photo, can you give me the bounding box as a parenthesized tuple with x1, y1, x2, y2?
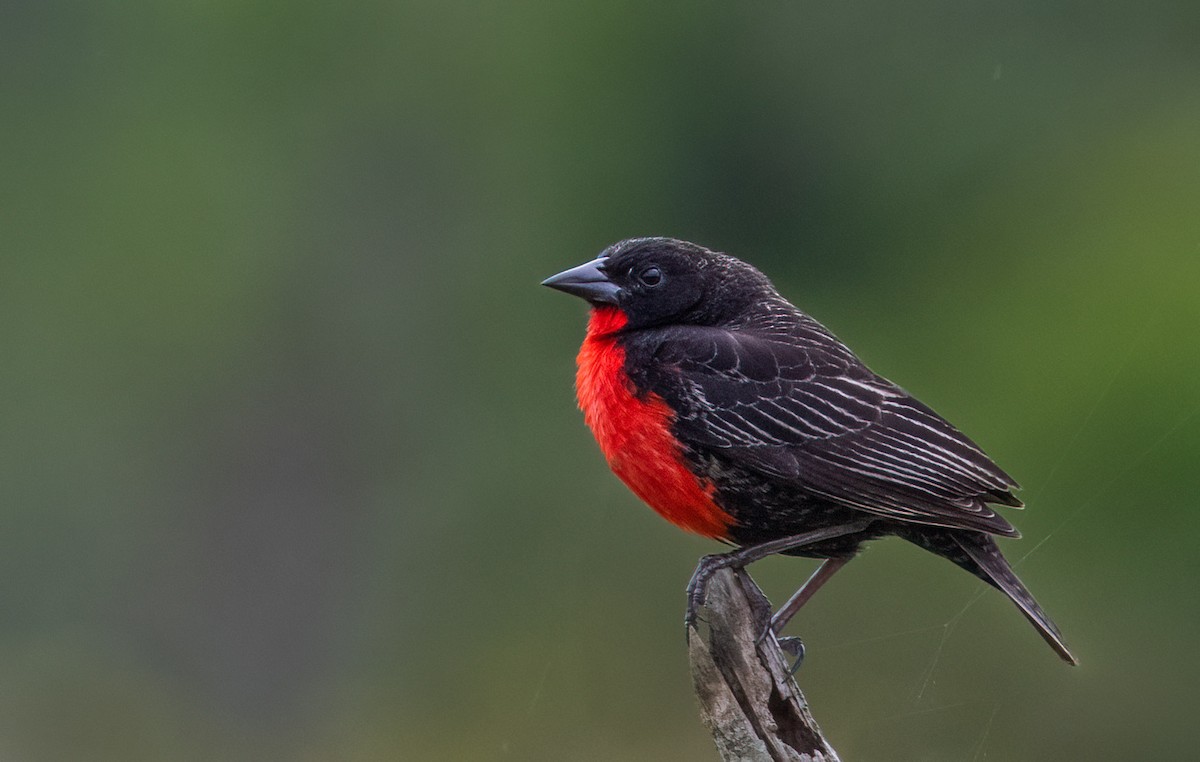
(4, 2, 1199, 760)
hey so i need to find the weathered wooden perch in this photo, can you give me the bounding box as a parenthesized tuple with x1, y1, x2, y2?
(687, 568, 840, 762)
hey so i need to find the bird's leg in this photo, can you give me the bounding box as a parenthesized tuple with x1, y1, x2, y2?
(685, 521, 870, 627)
(770, 556, 851, 634)
(759, 556, 851, 672)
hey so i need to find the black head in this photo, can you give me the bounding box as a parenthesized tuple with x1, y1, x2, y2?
(542, 237, 782, 329)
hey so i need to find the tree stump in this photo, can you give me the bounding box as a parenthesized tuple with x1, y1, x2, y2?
(687, 568, 840, 762)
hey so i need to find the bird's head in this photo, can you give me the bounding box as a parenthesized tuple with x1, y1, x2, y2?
(542, 237, 780, 330)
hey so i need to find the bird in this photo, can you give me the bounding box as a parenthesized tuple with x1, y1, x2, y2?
(542, 237, 1077, 665)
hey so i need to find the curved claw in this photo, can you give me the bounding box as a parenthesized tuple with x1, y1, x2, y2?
(777, 636, 806, 674)
(682, 525, 868, 633)
(756, 623, 806, 674)
(684, 553, 729, 627)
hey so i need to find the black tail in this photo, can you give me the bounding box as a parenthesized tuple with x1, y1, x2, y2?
(951, 532, 1078, 666)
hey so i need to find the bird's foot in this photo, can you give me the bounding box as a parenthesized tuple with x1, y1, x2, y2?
(756, 622, 807, 674)
(684, 552, 736, 628)
(777, 635, 806, 674)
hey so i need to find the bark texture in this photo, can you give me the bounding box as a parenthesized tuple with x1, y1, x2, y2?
(687, 568, 840, 762)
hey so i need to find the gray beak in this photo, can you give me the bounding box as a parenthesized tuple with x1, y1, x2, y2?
(541, 258, 620, 305)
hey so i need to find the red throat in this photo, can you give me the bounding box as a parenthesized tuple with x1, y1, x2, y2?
(575, 307, 733, 539)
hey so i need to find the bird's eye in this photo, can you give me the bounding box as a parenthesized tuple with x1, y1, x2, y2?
(639, 267, 663, 287)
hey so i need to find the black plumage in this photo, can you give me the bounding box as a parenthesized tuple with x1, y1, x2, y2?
(547, 236, 1077, 665)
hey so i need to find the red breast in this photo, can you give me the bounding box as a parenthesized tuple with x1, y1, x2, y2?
(575, 307, 733, 539)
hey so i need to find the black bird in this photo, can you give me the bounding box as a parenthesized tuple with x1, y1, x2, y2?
(543, 237, 1077, 665)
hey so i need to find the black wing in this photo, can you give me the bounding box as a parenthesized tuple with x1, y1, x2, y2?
(648, 326, 1022, 537)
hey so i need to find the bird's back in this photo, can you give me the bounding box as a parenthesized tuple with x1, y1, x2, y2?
(620, 311, 1023, 539)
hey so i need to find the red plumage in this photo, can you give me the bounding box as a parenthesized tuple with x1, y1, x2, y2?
(575, 307, 733, 539)
(544, 238, 1077, 665)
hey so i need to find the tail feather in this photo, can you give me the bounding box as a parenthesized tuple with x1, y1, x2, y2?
(952, 533, 1079, 666)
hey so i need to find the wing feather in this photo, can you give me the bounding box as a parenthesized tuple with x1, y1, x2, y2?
(653, 327, 1022, 536)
